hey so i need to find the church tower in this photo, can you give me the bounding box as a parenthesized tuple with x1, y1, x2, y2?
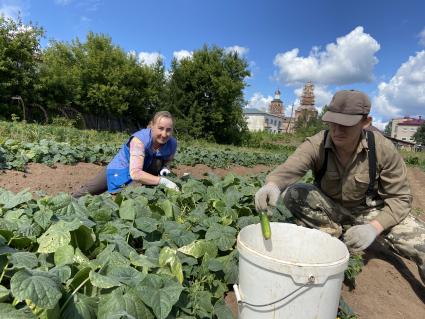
(269, 89, 284, 116)
(295, 81, 318, 124)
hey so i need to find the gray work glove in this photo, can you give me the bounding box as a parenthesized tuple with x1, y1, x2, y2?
(254, 183, 281, 215)
(159, 167, 171, 176)
(159, 177, 180, 192)
(344, 224, 378, 252)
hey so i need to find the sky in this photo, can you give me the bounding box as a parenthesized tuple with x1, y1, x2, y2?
(1, 0, 425, 129)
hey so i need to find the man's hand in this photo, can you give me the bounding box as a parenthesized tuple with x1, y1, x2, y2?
(254, 183, 281, 215)
(344, 223, 379, 251)
(159, 177, 179, 192)
(159, 167, 171, 176)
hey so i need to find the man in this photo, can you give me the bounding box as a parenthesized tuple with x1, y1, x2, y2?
(255, 90, 425, 283)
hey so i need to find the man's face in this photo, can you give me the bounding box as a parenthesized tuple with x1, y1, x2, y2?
(328, 118, 367, 149)
(151, 117, 173, 145)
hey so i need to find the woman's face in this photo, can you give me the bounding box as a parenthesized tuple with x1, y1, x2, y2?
(151, 117, 173, 145)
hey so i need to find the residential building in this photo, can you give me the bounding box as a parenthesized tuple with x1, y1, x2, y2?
(390, 116, 424, 142)
(243, 89, 295, 133)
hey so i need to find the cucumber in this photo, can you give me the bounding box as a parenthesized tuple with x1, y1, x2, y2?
(260, 212, 271, 240)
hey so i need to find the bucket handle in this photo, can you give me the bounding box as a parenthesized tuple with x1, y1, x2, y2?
(233, 275, 315, 308)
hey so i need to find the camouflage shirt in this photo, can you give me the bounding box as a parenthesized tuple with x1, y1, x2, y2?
(266, 130, 412, 230)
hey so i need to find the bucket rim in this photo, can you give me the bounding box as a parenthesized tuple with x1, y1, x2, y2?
(237, 224, 350, 268)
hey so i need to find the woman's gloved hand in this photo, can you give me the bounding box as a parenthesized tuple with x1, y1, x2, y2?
(254, 183, 281, 215)
(159, 167, 171, 176)
(344, 223, 379, 252)
(159, 177, 179, 192)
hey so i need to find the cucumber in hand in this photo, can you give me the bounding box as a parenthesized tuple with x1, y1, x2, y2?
(260, 211, 271, 240)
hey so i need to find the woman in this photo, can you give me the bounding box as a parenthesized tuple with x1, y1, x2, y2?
(72, 111, 179, 198)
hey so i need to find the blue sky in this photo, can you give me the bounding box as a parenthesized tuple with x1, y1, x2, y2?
(2, 0, 425, 129)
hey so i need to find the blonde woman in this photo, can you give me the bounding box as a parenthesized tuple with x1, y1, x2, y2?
(73, 111, 178, 197)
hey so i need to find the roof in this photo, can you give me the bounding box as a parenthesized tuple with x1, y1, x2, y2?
(243, 107, 287, 119)
(243, 108, 265, 114)
(398, 119, 425, 126)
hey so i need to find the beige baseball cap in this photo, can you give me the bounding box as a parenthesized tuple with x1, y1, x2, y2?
(322, 90, 371, 126)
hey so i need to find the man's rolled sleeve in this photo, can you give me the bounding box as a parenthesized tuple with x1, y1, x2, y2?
(266, 132, 323, 191)
(374, 136, 412, 230)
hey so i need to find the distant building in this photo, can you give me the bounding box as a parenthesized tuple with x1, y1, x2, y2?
(294, 81, 318, 124)
(391, 116, 424, 142)
(243, 108, 284, 133)
(243, 89, 295, 133)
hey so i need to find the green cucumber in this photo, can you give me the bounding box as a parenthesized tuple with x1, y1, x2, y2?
(260, 212, 271, 240)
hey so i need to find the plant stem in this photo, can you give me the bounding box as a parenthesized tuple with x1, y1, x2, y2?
(59, 276, 90, 314)
(0, 263, 9, 283)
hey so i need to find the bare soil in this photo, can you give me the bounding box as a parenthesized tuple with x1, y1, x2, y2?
(0, 163, 424, 318)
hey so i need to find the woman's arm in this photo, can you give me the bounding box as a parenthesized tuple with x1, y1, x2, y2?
(129, 137, 161, 185)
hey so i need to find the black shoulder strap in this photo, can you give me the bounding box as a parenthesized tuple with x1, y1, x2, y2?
(314, 130, 329, 187)
(366, 130, 376, 196)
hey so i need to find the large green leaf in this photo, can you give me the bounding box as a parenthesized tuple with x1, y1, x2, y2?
(10, 269, 62, 309)
(136, 274, 183, 319)
(61, 293, 97, 319)
(159, 199, 173, 218)
(97, 287, 153, 319)
(0, 285, 9, 302)
(105, 265, 146, 287)
(37, 219, 81, 253)
(205, 224, 236, 251)
(72, 226, 96, 251)
(178, 240, 218, 259)
(129, 251, 158, 269)
(89, 270, 121, 289)
(10, 252, 38, 269)
(0, 303, 35, 319)
(54, 245, 74, 266)
(159, 247, 183, 284)
(33, 208, 53, 230)
(0, 189, 32, 209)
(134, 217, 158, 233)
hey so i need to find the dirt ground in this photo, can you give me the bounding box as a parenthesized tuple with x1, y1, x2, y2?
(0, 163, 424, 318)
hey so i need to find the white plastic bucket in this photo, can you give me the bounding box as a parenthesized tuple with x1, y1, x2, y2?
(236, 222, 349, 319)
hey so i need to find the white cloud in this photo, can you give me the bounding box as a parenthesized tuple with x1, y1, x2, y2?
(371, 118, 387, 131)
(273, 26, 380, 86)
(294, 85, 333, 113)
(173, 50, 192, 62)
(247, 93, 273, 111)
(0, 2, 23, 19)
(225, 45, 249, 57)
(373, 50, 425, 121)
(419, 27, 425, 47)
(138, 51, 164, 66)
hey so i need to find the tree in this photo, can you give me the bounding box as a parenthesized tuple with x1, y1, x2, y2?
(0, 16, 44, 119)
(294, 105, 328, 139)
(38, 32, 166, 127)
(167, 45, 250, 144)
(384, 120, 392, 136)
(413, 123, 425, 144)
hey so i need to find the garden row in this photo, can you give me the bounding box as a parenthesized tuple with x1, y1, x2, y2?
(0, 139, 288, 171)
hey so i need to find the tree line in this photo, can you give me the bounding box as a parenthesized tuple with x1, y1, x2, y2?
(0, 16, 250, 144)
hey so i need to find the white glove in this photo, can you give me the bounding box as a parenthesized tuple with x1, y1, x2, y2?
(254, 183, 281, 215)
(344, 224, 378, 252)
(159, 167, 171, 176)
(159, 177, 179, 192)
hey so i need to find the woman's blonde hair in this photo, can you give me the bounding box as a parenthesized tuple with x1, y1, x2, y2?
(147, 111, 174, 128)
